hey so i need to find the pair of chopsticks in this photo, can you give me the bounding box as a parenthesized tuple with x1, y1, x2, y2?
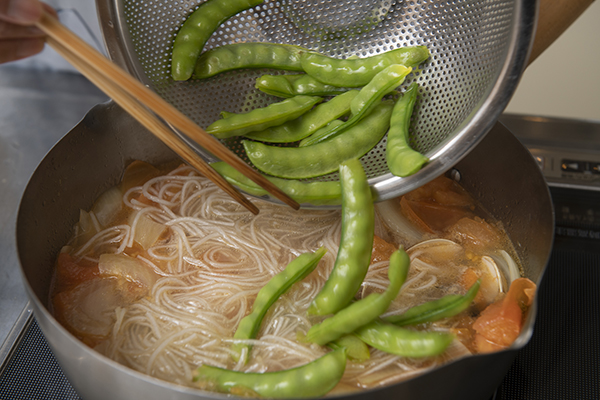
(35, 11, 300, 215)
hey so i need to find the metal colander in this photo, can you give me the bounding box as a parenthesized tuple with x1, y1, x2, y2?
(96, 0, 536, 205)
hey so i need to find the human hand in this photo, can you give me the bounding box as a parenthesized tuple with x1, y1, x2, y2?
(0, 0, 57, 64)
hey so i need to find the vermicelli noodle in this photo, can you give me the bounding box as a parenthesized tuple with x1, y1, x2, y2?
(51, 162, 527, 395)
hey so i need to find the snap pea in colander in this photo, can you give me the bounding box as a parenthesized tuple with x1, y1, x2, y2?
(96, 0, 536, 205)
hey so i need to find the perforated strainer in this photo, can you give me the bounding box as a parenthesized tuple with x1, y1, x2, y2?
(96, 0, 536, 205)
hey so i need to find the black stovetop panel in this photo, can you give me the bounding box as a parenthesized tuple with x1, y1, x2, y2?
(497, 244, 600, 400)
(496, 186, 600, 399)
(0, 318, 80, 400)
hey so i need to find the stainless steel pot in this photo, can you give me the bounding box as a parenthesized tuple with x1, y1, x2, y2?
(16, 102, 553, 400)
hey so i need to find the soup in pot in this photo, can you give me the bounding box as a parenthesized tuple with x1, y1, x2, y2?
(50, 160, 535, 396)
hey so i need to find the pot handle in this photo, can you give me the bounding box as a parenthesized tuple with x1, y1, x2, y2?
(528, 0, 595, 65)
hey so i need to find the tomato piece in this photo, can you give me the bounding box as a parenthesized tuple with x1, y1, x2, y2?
(54, 252, 100, 292)
(119, 160, 161, 193)
(371, 235, 397, 263)
(404, 175, 474, 207)
(462, 268, 488, 311)
(53, 277, 145, 347)
(506, 277, 536, 309)
(399, 176, 477, 234)
(473, 299, 522, 352)
(449, 217, 501, 250)
(399, 196, 435, 233)
(472, 278, 536, 353)
(432, 186, 474, 207)
(401, 198, 473, 233)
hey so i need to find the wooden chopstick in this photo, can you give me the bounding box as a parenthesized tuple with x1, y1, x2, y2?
(36, 11, 300, 212)
(46, 37, 260, 215)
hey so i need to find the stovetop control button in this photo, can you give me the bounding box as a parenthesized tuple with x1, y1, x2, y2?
(561, 160, 584, 172)
(534, 155, 545, 170)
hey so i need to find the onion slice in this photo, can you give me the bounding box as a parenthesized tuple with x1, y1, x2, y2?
(98, 253, 159, 290)
(91, 186, 123, 227)
(128, 211, 167, 250)
(375, 199, 424, 245)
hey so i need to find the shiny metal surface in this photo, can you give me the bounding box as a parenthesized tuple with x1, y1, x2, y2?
(0, 66, 106, 367)
(500, 114, 600, 149)
(500, 114, 600, 192)
(96, 0, 538, 204)
(16, 102, 553, 400)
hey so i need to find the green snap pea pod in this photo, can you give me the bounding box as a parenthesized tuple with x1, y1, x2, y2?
(386, 82, 429, 177)
(299, 65, 411, 147)
(300, 46, 429, 87)
(306, 249, 410, 344)
(298, 119, 346, 147)
(384, 280, 481, 327)
(193, 347, 347, 398)
(219, 110, 235, 119)
(194, 42, 309, 79)
(243, 100, 393, 179)
(355, 320, 454, 358)
(349, 65, 411, 116)
(232, 247, 327, 363)
(207, 95, 322, 139)
(171, 0, 263, 81)
(211, 161, 343, 206)
(302, 119, 345, 144)
(328, 334, 370, 362)
(244, 90, 359, 143)
(256, 74, 351, 97)
(307, 158, 373, 316)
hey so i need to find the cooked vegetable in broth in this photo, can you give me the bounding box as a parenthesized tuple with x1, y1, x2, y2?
(50, 160, 535, 397)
